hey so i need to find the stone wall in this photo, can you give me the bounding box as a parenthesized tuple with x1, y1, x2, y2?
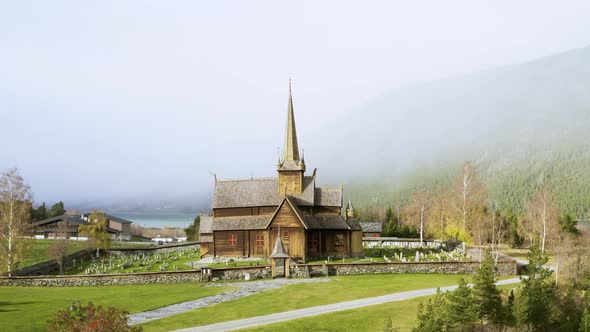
(209, 266, 272, 281)
(0, 270, 204, 287)
(0, 260, 516, 287)
(289, 260, 517, 278)
(107, 242, 200, 255)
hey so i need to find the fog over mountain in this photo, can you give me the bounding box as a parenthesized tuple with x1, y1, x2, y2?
(316, 46, 590, 217)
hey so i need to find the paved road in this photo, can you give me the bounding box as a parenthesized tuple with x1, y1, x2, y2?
(174, 277, 521, 332)
(128, 278, 331, 325)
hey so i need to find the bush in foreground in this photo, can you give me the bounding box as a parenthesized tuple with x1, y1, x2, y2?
(47, 301, 142, 332)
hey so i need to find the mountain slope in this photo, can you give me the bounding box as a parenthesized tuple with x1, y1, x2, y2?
(321, 46, 590, 218)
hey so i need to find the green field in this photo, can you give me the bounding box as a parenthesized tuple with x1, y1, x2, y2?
(20, 239, 89, 267)
(242, 284, 519, 332)
(0, 283, 233, 332)
(140, 274, 474, 332)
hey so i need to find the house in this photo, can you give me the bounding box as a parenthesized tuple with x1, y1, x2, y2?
(202, 81, 363, 260)
(32, 211, 132, 240)
(358, 221, 383, 238)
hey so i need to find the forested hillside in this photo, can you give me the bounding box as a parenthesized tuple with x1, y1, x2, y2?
(325, 46, 590, 219)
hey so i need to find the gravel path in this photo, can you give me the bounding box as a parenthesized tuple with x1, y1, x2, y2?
(173, 277, 521, 332)
(128, 278, 331, 325)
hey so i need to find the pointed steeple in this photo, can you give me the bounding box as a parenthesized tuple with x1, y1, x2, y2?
(284, 78, 300, 162)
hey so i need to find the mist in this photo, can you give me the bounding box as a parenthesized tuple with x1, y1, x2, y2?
(2, 1, 590, 210)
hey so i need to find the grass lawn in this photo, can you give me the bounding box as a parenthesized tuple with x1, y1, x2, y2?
(0, 283, 233, 332)
(242, 284, 520, 332)
(20, 239, 89, 267)
(140, 274, 477, 332)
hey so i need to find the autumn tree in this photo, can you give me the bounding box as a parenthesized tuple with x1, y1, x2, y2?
(0, 167, 32, 277)
(406, 189, 432, 245)
(428, 188, 450, 241)
(79, 210, 111, 257)
(49, 222, 70, 274)
(525, 184, 559, 254)
(450, 161, 487, 245)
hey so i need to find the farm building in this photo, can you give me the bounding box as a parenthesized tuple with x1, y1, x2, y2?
(201, 81, 363, 260)
(32, 211, 132, 240)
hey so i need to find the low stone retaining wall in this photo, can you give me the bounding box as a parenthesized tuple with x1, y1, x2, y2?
(0, 260, 516, 287)
(289, 260, 517, 278)
(107, 242, 200, 255)
(210, 266, 272, 281)
(0, 270, 204, 287)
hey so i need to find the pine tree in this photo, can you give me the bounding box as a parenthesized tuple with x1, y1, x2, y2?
(473, 250, 503, 326)
(580, 309, 590, 332)
(514, 242, 558, 331)
(447, 278, 477, 330)
(414, 289, 452, 332)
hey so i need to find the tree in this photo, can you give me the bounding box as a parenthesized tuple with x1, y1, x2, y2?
(406, 189, 432, 245)
(473, 251, 503, 326)
(79, 210, 111, 257)
(0, 167, 32, 277)
(525, 185, 559, 253)
(450, 161, 487, 246)
(382, 316, 399, 332)
(446, 278, 477, 330)
(559, 214, 580, 237)
(514, 243, 558, 331)
(49, 222, 70, 274)
(507, 210, 523, 248)
(48, 201, 65, 218)
(184, 215, 201, 241)
(414, 289, 453, 332)
(580, 309, 590, 332)
(35, 202, 48, 221)
(47, 301, 142, 332)
(429, 188, 449, 241)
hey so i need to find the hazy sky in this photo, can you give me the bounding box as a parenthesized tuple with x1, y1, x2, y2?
(2, 1, 590, 206)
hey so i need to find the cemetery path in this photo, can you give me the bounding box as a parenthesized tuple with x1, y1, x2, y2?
(172, 277, 521, 332)
(128, 278, 332, 325)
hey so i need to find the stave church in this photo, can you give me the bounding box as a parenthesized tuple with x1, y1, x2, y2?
(199, 81, 363, 261)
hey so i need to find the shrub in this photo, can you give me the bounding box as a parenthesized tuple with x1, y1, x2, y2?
(47, 301, 142, 332)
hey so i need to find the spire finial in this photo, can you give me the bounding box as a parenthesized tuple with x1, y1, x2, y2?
(283, 76, 299, 162)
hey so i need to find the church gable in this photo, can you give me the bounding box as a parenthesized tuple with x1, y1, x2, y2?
(266, 197, 307, 229)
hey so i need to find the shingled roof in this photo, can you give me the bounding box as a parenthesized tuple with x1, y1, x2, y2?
(212, 215, 269, 231)
(359, 221, 383, 233)
(212, 176, 342, 209)
(199, 216, 213, 234)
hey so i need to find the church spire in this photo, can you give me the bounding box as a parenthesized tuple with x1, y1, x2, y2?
(283, 78, 300, 162)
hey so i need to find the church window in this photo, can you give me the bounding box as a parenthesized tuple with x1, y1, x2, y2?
(256, 234, 264, 247)
(282, 231, 289, 242)
(228, 233, 237, 246)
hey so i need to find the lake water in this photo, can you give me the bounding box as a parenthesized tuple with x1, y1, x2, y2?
(109, 211, 197, 228)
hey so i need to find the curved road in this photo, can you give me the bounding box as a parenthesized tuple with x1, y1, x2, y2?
(174, 277, 521, 332)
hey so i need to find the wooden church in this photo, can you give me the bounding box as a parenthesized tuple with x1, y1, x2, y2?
(199, 81, 363, 261)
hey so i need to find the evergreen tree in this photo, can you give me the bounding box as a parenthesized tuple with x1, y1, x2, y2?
(506, 210, 523, 248)
(473, 250, 503, 326)
(48, 201, 65, 218)
(36, 202, 48, 220)
(580, 309, 590, 332)
(514, 242, 558, 331)
(559, 214, 580, 236)
(446, 278, 477, 330)
(503, 289, 516, 327)
(184, 215, 201, 241)
(414, 289, 452, 332)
